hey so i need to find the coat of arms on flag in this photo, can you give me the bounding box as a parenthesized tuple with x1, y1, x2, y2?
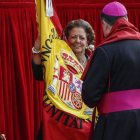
(58, 65, 83, 110)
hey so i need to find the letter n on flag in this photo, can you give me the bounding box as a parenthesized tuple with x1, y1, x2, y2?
(35, 0, 92, 140)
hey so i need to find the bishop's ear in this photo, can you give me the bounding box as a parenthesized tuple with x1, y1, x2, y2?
(101, 20, 112, 37)
(102, 20, 108, 30)
(101, 20, 108, 37)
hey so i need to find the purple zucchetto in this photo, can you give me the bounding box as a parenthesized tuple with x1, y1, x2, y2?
(102, 1, 127, 16)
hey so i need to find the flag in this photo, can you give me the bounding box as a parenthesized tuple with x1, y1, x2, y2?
(35, 0, 92, 139)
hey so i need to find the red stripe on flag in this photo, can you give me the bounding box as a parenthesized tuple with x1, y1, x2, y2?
(58, 81, 62, 97)
(61, 82, 65, 99)
(64, 84, 69, 100)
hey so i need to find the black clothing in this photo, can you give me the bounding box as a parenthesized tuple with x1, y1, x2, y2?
(32, 59, 43, 81)
(82, 39, 140, 140)
(36, 123, 42, 140)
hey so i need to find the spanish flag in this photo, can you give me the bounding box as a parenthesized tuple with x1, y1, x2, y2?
(36, 0, 92, 139)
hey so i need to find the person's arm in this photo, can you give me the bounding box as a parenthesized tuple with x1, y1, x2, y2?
(32, 59, 43, 81)
(82, 47, 110, 107)
(32, 34, 43, 81)
(32, 34, 41, 65)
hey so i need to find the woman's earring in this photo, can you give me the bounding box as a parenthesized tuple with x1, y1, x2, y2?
(86, 45, 95, 51)
(89, 44, 95, 51)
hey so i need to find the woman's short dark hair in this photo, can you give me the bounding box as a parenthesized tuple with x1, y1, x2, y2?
(65, 19, 95, 45)
(101, 11, 128, 26)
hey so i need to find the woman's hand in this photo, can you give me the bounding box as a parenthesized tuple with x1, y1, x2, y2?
(34, 33, 41, 51)
(32, 34, 42, 65)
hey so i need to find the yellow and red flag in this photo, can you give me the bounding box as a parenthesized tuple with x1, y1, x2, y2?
(36, 0, 92, 139)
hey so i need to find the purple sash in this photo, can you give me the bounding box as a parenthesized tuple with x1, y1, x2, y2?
(97, 89, 140, 115)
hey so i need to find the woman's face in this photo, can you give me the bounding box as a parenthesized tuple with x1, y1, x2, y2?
(67, 27, 88, 55)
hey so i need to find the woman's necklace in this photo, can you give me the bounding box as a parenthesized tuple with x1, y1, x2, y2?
(80, 57, 87, 66)
(75, 53, 87, 66)
(80, 59, 86, 65)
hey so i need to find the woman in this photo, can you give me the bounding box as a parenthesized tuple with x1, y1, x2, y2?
(32, 19, 95, 140)
(32, 19, 95, 78)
